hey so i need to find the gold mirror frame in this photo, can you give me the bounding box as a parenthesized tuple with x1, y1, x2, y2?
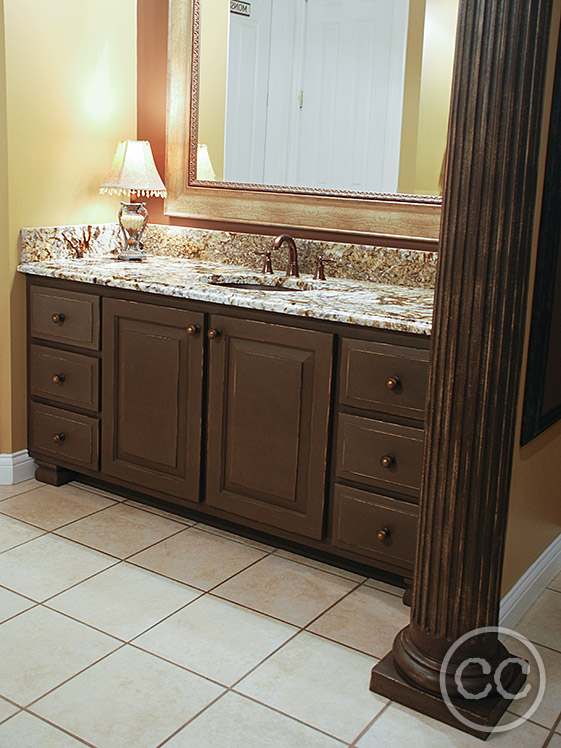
(165, 0, 442, 249)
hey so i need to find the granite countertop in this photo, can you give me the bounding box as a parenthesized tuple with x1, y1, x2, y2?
(17, 255, 434, 335)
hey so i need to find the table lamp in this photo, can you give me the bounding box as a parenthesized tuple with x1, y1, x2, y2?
(100, 140, 167, 261)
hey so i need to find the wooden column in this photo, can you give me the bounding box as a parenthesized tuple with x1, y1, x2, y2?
(370, 0, 554, 737)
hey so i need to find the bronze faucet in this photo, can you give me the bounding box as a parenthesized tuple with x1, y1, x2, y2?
(271, 235, 299, 277)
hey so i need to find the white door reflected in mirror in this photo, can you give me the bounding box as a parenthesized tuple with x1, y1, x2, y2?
(197, 0, 459, 197)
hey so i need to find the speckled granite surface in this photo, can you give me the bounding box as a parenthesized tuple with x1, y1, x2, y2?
(19, 223, 438, 288)
(18, 255, 434, 335)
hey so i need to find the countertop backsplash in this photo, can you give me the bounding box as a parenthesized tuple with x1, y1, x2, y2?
(19, 223, 437, 289)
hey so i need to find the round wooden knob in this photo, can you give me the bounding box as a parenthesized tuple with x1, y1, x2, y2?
(385, 377, 400, 390)
(207, 328, 221, 339)
(51, 313, 65, 324)
(380, 454, 394, 468)
(52, 373, 66, 384)
(187, 324, 200, 336)
(376, 528, 390, 542)
(52, 432, 65, 443)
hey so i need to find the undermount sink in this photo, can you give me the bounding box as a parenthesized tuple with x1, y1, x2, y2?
(210, 281, 304, 292)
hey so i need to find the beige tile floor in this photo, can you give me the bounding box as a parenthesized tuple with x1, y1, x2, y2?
(0, 478, 558, 747)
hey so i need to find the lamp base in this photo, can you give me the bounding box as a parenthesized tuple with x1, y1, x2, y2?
(117, 250, 145, 262)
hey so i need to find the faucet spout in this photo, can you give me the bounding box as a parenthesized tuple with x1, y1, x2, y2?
(271, 234, 299, 278)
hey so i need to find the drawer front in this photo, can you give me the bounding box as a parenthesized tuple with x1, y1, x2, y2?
(30, 345, 99, 411)
(29, 285, 100, 350)
(336, 413, 424, 495)
(332, 484, 417, 566)
(339, 338, 429, 419)
(30, 403, 99, 470)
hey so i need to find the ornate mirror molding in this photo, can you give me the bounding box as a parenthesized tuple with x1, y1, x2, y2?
(165, 0, 447, 248)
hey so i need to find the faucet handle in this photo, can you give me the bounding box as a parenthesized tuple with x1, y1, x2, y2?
(255, 249, 274, 274)
(314, 255, 336, 280)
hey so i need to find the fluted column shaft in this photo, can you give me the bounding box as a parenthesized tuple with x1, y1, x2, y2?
(370, 0, 555, 731)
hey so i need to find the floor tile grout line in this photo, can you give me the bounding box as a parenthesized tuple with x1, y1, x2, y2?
(518, 639, 561, 656)
(544, 711, 561, 746)
(188, 522, 276, 552)
(0, 600, 41, 627)
(0, 493, 124, 534)
(154, 690, 232, 748)
(121, 639, 235, 690)
(202, 547, 364, 608)
(300, 629, 387, 661)
(227, 689, 352, 745)
(17, 710, 100, 748)
(0, 528, 48, 556)
(271, 548, 370, 583)
(347, 701, 392, 747)
(39, 602, 131, 646)
(70, 482, 130, 503)
(123, 500, 195, 526)
(50, 522, 191, 563)
(12, 557, 123, 608)
(20, 641, 128, 711)
(0, 484, 44, 503)
(0, 708, 23, 727)
(4, 485, 403, 597)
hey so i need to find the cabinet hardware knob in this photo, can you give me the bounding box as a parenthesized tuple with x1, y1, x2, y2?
(51, 313, 65, 324)
(52, 373, 66, 384)
(385, 376, 400, 390)
(380, 454, 394, 468)
(187, 324, 200, 336)
(207, 328, 221, 339)
(52, 432, 65, 443)
(376, 528, 390, 542)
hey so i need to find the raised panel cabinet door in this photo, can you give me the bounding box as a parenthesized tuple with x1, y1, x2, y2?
(206, 315, 333, 539)
(102, 298, 204, 504)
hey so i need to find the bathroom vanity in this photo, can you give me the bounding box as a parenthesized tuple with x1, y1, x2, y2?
(21, 242, 433, 584)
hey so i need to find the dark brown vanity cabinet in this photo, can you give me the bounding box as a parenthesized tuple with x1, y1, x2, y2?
(332, 338, 429, 568)
(27, 284, 101, 477)
(26, 276, 430, 579)
(101, 298, 204, 504)
(205, 315, 333, 539)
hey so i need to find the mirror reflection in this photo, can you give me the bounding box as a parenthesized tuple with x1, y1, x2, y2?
(196, 0, 459, 196)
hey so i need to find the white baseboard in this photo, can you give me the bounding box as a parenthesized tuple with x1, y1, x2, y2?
(500, 532, 561, 630)
(0, 450, 37, 485)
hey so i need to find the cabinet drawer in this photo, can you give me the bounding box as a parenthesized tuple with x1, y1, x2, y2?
(339, 338, 429, 419)
(29, 285, 100, 350)
(30, 345, 99, 411)
(30, 403, 99, 470)
(332, 484, 417, 566)
(336, 413, 424, 495)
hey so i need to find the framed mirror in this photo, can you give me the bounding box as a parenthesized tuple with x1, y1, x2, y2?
(165, 0, 459, 247)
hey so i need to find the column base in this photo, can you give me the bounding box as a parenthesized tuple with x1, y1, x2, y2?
(370, 652, 527, 741)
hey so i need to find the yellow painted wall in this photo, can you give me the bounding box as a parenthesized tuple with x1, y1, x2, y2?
(398, 0, 425, 195)
(413, 0, 459, 195)
(0, 0, 11, 454)
(0, 0, 137, 455)
(501, 0, 561, 595)
(198, 0, 228, 181)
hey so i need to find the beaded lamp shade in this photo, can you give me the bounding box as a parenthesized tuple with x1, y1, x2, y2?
(99, 140, 167, 197)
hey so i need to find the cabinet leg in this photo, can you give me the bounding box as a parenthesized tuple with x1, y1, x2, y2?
(35, 462, 75, 486)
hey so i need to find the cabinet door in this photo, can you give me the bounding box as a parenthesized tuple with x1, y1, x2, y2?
(102, 299, 204, 504)
(206, 315, 333, 539)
